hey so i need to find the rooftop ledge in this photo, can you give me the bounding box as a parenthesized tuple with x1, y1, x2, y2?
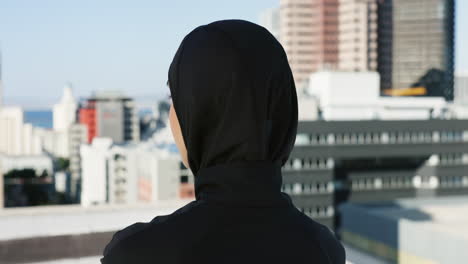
(0, 199, 191, 241)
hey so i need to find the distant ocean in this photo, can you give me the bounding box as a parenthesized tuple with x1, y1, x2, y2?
(24, 110, 53, 129)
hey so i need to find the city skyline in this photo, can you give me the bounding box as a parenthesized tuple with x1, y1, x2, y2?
(0, 0, 278, 109)
(2, 3, 468, 262)
(0, 0, 467, 109)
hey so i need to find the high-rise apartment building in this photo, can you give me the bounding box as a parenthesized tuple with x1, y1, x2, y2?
(378, 0, 455, 100)
(78, 91, 140, 144)
(68, 123, 87, 201)
(0, 107, 24, 155)
(280, 0, 339, 93)
(278, 0, 455, 101)
(338, 0, 378, 71)
(53, 83, 77, 132)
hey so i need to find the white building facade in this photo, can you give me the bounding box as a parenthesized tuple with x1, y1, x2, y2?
(53, 83, 77, 132)
(80, 138, 113, 206)
(338, 0, 378, 71)
(80, 138, 180, 207)
(0, 83, 81, 157)
(455, 72, 468, 105)
(0, 107, 29, 155)
(307, 71, 449, 121)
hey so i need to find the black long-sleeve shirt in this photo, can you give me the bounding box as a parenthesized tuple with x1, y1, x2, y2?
(100, 162, 346, 264)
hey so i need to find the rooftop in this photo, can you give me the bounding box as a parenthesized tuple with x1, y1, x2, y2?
(340, 195, 468, 263)
(0, 200, 189, 241)
(355, 195, 468, 241)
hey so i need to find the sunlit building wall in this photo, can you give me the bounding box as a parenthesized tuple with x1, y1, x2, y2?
(338, 0, 378, 71)
(53, 84, 77, 132)
(80, 138, 112, 206)
(455, 72, 468, 105)
(0, 107, 25, 155)
(280, 0, 339, 93)
(307, 71, 449, 120)
(107, 147, 179, 204)
(32, 128, 68, 157)
(107, 146, 138, 204)
(81, 137, 181, 206)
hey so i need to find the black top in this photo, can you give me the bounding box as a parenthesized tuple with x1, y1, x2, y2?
(100, 19, 346, 263)
(100, 161, 346, 264)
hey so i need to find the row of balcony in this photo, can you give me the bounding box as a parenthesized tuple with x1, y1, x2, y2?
(295, 131, 468, 146)
(282, 174, 468, 195)
(299, 205, 335, 219)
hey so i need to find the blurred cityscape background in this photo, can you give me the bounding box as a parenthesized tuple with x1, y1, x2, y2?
(1, 0, 468, 263)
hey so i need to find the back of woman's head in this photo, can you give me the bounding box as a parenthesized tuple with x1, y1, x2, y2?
(168, 19, 298, 175)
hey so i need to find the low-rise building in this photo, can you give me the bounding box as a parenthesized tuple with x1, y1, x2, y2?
(80, 137, 182, 207)
(80, 138, 113, 206)
(284, 119, 468, 230)
(307, 71, 450, 120)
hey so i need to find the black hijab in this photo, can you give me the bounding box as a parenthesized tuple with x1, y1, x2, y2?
(168, 19, 298, 199)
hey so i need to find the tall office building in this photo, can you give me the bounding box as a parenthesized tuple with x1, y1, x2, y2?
(378, 0, 455, 100)
(78, 91, 140, 144)
(68, 123, 87, 201)
(338, 0, 378, 71)
(280, 0, 339, 93)
(53, 83, 77, 132)
(0, 107, 25, 155)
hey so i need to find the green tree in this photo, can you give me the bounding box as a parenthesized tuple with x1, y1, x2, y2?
(56, 158, 70, 172)
(4, 169, 36, 179)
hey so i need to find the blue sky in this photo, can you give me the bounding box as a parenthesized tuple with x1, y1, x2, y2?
(0, 0, 467, 109)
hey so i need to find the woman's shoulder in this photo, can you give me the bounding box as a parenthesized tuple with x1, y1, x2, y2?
(314, 223, 346, 264)
(292, 209, 346, 263)
(100, 200, 203, 264)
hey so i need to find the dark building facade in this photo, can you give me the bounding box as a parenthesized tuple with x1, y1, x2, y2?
(377, 0, 455, 101)
(282, 119, 468, 231)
